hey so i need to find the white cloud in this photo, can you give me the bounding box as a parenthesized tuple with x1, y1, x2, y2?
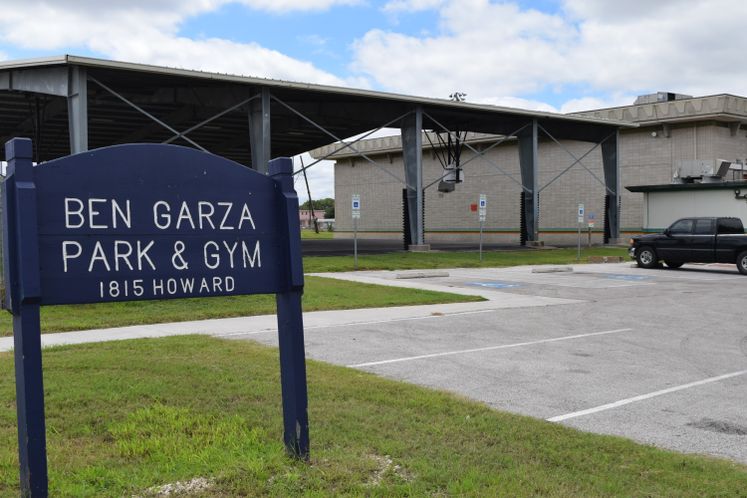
(0, 0, 356, 86)
(383, 0, 446, 13)
(559, 95, 635, 114)
(353, 0, 747, 111)
(238, 0, 361, 13)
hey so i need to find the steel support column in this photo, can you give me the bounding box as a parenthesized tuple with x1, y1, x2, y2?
(518, 120, 539, 242)
(401, 107, 425, 247)
(67, 66, 88, 154)
(601, 130, 621, 242)
(249, 88, 271, 174)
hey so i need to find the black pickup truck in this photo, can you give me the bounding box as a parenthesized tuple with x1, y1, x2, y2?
(629, 217, 747, 274)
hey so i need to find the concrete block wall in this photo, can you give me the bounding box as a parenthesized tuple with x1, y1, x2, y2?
(332, 122, 747, 243)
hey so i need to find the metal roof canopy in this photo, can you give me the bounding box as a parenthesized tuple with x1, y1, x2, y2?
(0, 55, 634, 166)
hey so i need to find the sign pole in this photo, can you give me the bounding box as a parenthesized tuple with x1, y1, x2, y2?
(4, 138, 48, 496)
(577, 203, 585, 262)
(270, 158, 309, 460)
(479, 219, 484, 262)
(353, 217, 358, 270)
(351, 194, 360, 270)
(478, 194, 487, 262)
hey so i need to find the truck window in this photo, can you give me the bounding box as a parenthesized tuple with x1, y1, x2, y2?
(717, 218, 745, 234)
(694, 219, 714, 234)
(669, 219, 693, 234)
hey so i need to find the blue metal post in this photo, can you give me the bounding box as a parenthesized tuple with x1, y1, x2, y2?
(269, 157, 309, 460)
(4, 138, 48, 497)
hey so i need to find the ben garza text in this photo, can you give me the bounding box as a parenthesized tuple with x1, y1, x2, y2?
(60, 197, 263, 299)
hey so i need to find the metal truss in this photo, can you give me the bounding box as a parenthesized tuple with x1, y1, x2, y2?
(290, 109, 414, 182)
(422, 110, 529, 192)
(270, 94, 408, 186)
(537, 124, 616, 194)
(88, 76, 258, 153)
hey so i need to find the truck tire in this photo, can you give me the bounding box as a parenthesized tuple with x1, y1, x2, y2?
(664, 261, 683, 269)
(737, 250, 747, 275)
(636, 246, 658, 269)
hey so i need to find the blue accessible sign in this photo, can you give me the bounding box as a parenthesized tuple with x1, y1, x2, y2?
(2, 139, 309, 496)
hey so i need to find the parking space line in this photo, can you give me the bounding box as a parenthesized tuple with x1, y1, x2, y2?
(348, 328, 633, 368)
(213, 309, 501, 338)
(547, 369, 747, 423)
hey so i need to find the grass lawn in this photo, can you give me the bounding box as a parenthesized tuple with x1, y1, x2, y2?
(0, 336, 743, 496)
(0, 276, 482, 337)
(304, 246, 630, 272)
(300, 229, 334, 239)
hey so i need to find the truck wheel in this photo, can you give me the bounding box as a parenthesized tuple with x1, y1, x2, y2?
(664, 261, 683, 269)
(737, 250, 747, 275)
(636, 246, 658, 269)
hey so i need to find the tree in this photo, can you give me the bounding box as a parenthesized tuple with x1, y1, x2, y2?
(299, 197, 334, 219)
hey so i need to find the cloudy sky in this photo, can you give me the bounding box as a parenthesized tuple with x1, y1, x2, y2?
(2, 0, 745, 201)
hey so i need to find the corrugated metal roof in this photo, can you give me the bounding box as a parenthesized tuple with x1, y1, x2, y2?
(0, 54, 635, 164)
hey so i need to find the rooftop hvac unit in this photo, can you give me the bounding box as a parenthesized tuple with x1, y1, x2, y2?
(672, 159, 731, 184)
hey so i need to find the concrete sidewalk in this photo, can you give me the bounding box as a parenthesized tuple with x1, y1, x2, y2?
(0, 267, 581, 352)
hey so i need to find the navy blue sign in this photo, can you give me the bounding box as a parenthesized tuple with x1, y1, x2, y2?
(2, 139, 309, 496)
(15, 143, 296, 305)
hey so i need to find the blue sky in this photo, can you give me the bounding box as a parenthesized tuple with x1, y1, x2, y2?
(1, 0, 745, 199)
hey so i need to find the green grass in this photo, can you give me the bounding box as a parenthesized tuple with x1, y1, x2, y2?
(0, 336, 743, 496)
(304, 246, 629, 272)
(300, 229, 334, 239)
(0, 276, 481, 337)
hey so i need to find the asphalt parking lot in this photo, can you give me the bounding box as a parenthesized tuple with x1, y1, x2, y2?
(252, 262, 747, 464)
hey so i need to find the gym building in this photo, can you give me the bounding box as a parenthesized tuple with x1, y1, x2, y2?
(313, 93, 747, 245)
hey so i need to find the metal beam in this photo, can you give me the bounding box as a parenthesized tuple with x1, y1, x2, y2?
(538, 123, 607, 190)
(249, 88, 271, 174)
(601, 131, 621, 242)
(423, 110, 526, 191)
(1, 67, 69, 96)
(271, 93, 406, 185)
(67, 66, 88, 153)
(89, 76, 207, 152)
(402, 107, 424, 246)
(292, 110, 412, 177)
(518, 120, 539, 242)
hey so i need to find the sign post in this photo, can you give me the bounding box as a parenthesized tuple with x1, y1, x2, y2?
(478, 194, 487, 262)
(3, 138, 48, 497)
(577, 203, 585, 261)
(352, 194, 360, 270)
(588, 213, 596, 248)
(2, 139, 311, 495)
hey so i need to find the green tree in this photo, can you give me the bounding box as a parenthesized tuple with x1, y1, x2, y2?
(300, 197, 334, 219)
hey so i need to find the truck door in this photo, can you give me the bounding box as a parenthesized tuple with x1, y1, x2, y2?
(716, 218, 745, 263)
(657, 218, 693, 262)
(690, 219, 715, 262)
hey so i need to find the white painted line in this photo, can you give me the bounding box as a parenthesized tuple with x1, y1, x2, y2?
(214, 309, 500, 338)
(547, 369, 747, 423)
(348, 328, 633, 368)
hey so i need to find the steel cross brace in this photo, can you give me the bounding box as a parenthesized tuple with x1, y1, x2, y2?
(88, 76, 208, 151)
(421, 126, 531, 191)
(89, 77, 258, 153)
(537, 124, 616, 194)
(458, 123, 532, 170)
(291, 109, 414, 180)
(162, 94, 259, 145)
(422, 111, 529, 192)
(270, 94, 408, 186)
